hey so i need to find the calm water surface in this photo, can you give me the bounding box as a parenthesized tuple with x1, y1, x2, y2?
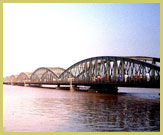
(3, 85, 160, 132)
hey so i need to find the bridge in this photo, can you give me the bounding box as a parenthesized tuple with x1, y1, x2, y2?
(3, 56, 160, 93)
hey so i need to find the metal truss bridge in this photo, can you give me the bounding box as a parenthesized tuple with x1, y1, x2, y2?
(3, 56, 160, 93)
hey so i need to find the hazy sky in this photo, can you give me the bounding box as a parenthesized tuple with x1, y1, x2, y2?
(3, 3, 160, 77)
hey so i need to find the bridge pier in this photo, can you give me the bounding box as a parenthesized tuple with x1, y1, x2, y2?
(70, 85, 79, 92)
(89, 85, 118, 94)
(11, 82, 14, 85)
(68, 78, 75, 92)
(24, 81, 28, 87)
(70, 86, 74, 92)
(56, 84, 61, 89)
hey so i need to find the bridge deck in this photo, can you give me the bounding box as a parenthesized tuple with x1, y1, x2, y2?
(3, 80, 160, 88)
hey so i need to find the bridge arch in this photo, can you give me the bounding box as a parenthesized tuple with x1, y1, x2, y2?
(59, 56, 160, 83)
(48, 67, 65, 77)
(3, 76, 11, 83)
(30, 67, 65, 82)
(6, 75, 18, 84)
(16, 72, 32, 82)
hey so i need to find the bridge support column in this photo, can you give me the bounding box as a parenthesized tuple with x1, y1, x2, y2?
(70, 85, 74, 92)
(11, 82, 14, 85)
(70, 84, 78, 92)
(89, 85, 118, 94)
(68, 78, 75, 92)
(24, 81, 28, 87)
(56, 84, 61, 89)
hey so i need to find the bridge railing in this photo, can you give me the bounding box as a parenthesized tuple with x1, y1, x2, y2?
(3, 74, 160, 85)
(3, 75, 160, 84)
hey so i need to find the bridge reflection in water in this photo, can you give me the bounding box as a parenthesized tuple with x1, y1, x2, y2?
(3, 85, 160, 132)
(3, 56, 160, 93)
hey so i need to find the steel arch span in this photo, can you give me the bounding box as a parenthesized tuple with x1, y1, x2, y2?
(30, 67, 65, 82)
(16, 72, 32, 82)
(59, 56, 160, 87)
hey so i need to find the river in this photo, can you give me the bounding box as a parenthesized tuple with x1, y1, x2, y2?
(3, 85, 160, 132)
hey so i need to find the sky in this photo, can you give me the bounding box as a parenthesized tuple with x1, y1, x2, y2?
(3, 3, 160, 77)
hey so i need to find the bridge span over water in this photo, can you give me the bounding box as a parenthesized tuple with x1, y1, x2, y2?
(3, 56, 160, 93)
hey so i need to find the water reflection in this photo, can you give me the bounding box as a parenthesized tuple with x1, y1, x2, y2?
(3, 85, 160, 132)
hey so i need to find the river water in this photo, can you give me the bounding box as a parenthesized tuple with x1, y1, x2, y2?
(3, 85, 160, 132)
